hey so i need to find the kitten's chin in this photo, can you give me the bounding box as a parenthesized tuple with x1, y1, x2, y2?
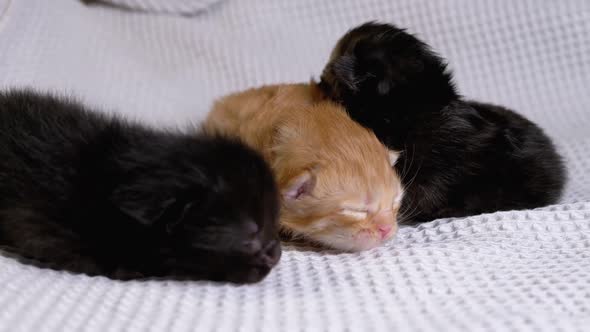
(282, 219, 398, 252)
(311, 229, 395, 252)
(348, 231, 387, 251)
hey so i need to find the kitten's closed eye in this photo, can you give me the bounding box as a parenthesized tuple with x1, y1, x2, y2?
(340, 208, 368, 220)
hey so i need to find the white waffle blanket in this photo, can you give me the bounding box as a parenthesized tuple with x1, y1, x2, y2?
(0, 0, 589, 331)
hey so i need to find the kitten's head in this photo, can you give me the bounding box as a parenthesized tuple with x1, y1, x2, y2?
(320, 21, 457, 107)
(112, 136, 281, 283)
(273, 101, 403, 251)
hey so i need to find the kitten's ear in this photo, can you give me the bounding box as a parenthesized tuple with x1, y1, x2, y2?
(388, 150, 400, 166)
(282, 170, 317, 201)
(111, 187, 177, 226)
(330, 55, 360, 92)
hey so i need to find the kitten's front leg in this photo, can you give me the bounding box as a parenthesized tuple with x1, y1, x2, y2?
(0, 208, 108, 277)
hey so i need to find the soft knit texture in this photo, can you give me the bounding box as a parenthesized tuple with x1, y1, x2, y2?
(0, 0, 589, 331)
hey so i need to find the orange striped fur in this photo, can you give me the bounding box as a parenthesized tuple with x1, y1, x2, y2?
(204, 83, 403, 251)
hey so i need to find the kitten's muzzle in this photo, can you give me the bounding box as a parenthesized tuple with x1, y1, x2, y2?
(225, 239, 281, 284)
(244, 239, 281, 268)
(259, 240, 281, 267)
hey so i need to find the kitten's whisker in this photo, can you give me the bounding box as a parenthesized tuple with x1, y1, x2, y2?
(398, 195, 423, 223)
(406, 206, 423, 223)
(397, 157, 425, 224)
(404, 144, 416, 182)
(398, 202, 422, 224)
(350, 73, 374, 86)
(400, 143, 412, 180)
(399, 202, 416, 218)
(400, 143, 407, 179)
(402, 150, 424, 192)
(403, 168, 418, 191)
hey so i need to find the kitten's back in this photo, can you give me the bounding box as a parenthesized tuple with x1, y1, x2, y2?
(318, 22, 566, 221)
(0, 89, 282, 283)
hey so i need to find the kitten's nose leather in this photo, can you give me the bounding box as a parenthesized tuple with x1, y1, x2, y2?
(378, 224, 392, 239)
(240, 238, 262, 255)
(243, 221, 259, 236)
(372, 210, 395, 240)
(238, 221, 262, 255)
(239, 238, 281, 268)
(257, 240, 281, 267)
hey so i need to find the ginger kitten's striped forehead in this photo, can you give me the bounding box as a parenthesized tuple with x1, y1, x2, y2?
(277, 101, 398, 191)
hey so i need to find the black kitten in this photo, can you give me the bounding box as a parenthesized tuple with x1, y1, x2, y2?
(320, 22, 566, 223)
(0, 89, 281, 283)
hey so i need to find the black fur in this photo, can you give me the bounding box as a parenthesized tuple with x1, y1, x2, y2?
(0, 89, 281, 283)
(320, 22, 566, 223)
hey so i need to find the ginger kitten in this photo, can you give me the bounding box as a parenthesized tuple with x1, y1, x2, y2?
(205, 84, 403, 251)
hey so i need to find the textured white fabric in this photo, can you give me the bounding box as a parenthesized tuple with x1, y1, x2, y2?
(0, 0, 589, 331)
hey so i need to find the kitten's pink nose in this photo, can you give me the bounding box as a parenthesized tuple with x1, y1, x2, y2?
(372, 210, 395, 240)
(377, 224, 392, 240)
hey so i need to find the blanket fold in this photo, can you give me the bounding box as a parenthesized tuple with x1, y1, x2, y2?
(83, 0, 226, 15)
